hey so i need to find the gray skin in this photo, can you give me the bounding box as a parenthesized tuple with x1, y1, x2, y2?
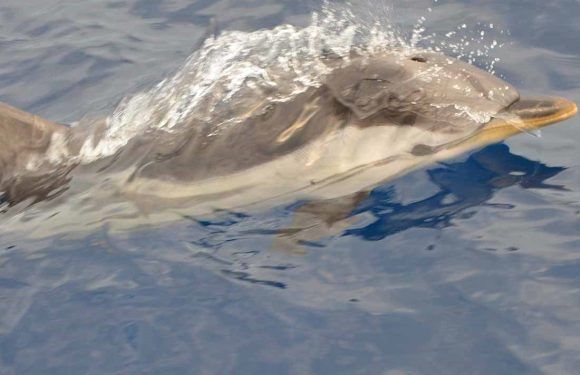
(107, 52, 518, 179)
(0, 51, 529, 206)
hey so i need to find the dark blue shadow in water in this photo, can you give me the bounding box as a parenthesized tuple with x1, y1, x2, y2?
(345, 143, 565, 241)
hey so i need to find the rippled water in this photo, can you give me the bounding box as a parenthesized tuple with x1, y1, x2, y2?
(1, 0, 579, 374)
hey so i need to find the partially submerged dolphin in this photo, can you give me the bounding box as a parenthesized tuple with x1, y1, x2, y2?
(0, 50, 576, 232)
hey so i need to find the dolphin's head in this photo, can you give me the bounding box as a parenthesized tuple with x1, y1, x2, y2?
(325, 51, 576, 140)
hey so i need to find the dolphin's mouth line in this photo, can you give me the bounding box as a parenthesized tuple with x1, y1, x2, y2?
(492, 96, 578, 132)
(443, 96, 577, 153)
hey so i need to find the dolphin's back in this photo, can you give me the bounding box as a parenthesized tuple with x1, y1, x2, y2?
(130, 85, 350, 182)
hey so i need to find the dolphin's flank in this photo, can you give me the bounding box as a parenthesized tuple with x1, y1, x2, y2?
(0, 50, 576, 219)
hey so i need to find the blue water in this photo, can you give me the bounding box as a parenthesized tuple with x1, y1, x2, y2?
(1, 1, 579, 374)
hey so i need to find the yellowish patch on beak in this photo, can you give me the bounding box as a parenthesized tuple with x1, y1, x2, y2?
(454, 96, 577, 151)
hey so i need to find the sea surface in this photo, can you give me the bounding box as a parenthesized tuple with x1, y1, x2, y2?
(1, 0, 579, 374)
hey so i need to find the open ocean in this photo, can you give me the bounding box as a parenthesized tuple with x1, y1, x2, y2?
(0, 0, 579, 374)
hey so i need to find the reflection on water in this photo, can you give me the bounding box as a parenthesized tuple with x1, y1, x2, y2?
(185, 143, 565, 263)
(346, 144, 565, 242)
(0, 143, 575, 374)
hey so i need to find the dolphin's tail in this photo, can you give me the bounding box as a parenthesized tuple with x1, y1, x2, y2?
(0, 102, 72, 205)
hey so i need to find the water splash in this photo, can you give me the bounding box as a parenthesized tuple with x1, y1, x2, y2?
(78, 1, 509, 163)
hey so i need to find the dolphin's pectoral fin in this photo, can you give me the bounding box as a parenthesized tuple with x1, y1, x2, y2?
(270, 192, 369, 254)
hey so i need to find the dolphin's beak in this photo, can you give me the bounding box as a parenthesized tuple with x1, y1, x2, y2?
(455, 96, 577, 150)
(500, 96, 578, 130)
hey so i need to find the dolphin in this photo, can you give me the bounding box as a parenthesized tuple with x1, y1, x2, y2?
(0, 50, 576, 234)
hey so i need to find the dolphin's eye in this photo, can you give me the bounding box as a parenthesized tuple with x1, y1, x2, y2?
(411, 56, 427, 63)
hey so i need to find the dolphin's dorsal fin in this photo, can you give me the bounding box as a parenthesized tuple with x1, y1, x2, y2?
(0, 102, 69, 159)
(0, 101, 66, 133)
(0, 102, 70, 186)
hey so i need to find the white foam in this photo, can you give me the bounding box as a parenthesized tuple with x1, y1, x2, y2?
(75, 2, 507, 164)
